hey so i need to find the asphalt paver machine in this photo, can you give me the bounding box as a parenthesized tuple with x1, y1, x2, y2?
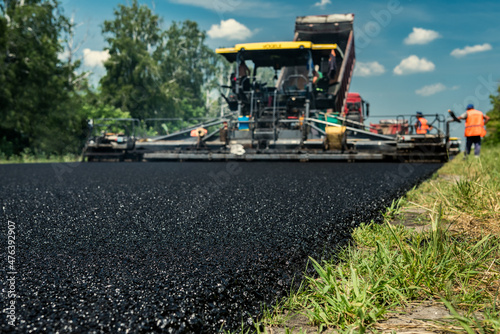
(83, 14, 459, 162)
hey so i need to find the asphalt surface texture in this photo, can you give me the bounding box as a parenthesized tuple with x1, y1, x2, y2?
(0, 161, 441, 333)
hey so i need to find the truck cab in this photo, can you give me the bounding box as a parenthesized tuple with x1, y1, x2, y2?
(344, 92, 369, 125)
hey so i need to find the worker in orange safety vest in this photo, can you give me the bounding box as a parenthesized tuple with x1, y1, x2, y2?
(415, 111, 432, 134)
(457, 104, 490, 157)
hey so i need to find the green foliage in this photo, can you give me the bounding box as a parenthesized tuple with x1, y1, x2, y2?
(444, 299, 500, 334)
(0, 0, 86, 156)
(255, 220, 499, 332)
(255, 67, 278, 87)
(163, 20, 220, 109)
(99, 0, 163, 119)
(99, 1, 221, 121)
(0, 0, 224, 157)
(0, 149, 80, 163)
(81, 102, 130, 120)
(484, 83, 500, 146)
(381, 197, 406, 221)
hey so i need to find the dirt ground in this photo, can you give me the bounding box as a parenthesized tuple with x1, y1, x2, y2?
(265, 301, 457, 333)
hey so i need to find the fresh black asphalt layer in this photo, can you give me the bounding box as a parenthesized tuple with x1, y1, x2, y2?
(0, 162, 441, 333)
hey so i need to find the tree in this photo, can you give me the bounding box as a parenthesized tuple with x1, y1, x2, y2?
(99, 0, 164, 119)
(0, 0, 86, 156)
(484, 83, 500, 146)
(161, 20, 219, 120)
(99, 1, 222, 121)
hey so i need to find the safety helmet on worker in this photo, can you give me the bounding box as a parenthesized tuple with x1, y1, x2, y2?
(416, 111, 423, 117)
(466, 104, 474, 110)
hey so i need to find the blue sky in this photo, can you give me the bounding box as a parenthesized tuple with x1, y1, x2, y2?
(61, 0, 500, 138)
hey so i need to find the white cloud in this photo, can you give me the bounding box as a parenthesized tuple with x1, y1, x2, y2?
(354, 61, 385, 77)
(415, 83, 447, 96)
(450, 43, 492, 58)
(207, 19, 253, 40)
(83, 49, 110, 67)
(58, 49, 70, 62)
(393, 55, 435, 75)
(404, 27, 441, 45)
(314, 0, 331, 9)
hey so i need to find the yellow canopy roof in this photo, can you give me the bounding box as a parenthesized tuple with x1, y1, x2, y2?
(216, 41, 337, 67)
(216, 41, 336, 54)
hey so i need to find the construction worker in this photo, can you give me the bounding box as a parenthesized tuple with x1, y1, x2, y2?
(312, 65, 324, 94)
(312, 65, 322, 85)
(238, 61, 251, 91)
(415, 111, 432, 134)
(327, 49, 337, 84)
(238, 61, 250, 78)
(457, 104, 490, 157)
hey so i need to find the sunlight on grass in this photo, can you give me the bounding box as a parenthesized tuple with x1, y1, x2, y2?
(405, 147, 500, 233)
(252, 218, 499, 333)
(0, 150, 80, 164)
(246, 147, 500, 334)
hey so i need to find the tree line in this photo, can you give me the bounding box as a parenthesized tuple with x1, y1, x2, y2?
(484, 85, 500, 146)
(0, 0, 228, 157)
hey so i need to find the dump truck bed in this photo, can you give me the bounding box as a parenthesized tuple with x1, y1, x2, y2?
(293, 14, 355, 113)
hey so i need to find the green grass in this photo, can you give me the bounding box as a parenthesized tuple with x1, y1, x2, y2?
(405, 146, 500, 229)
(249, 219, 499, 333)
(0, 150, 80, 164)
(235, 146, 500, 334)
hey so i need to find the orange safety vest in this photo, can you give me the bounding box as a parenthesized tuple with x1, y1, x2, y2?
(464, 109, 486, 137)
(416, 118, 430, 134)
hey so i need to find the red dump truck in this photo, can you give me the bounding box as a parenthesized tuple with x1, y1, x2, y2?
(344, 92, 409, 135)
(344, 92, 369, 125)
